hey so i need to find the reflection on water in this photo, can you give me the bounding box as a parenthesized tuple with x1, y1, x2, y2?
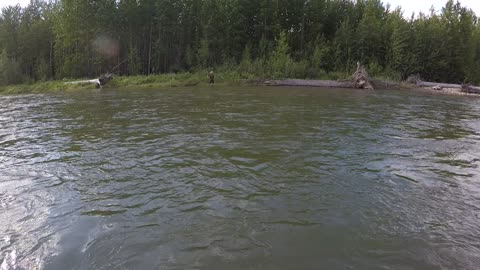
(1, 87, 480, 270)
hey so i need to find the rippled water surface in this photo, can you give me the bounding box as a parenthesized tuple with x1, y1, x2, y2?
(1, 86, 480, 270)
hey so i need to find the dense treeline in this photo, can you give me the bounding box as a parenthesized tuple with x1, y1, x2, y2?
(1, 0, 480, 86)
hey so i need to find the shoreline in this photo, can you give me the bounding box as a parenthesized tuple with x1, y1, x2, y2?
(1, 75, 480, 97)
(415, 87, 480, 97)
(254, 79, 480, 97)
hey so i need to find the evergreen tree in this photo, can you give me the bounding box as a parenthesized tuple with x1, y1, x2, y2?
(270, 31, 292, 78)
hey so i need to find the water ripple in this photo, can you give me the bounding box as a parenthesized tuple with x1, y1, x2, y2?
(1, 89, 480, 269)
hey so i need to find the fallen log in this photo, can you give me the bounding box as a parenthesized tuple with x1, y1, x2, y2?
(416, 80, 462, 89)
(462, 84, 480, 94)
(261, 79, 356, 88)
(371, 79, 401, 89)
(260, 62, 375, 89)
(415, 80, 480, 94)
(64, 60, 125, 88)
(65, 73, 113, 88)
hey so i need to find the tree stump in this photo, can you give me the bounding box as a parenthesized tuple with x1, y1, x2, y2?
(352, 62, 374, 89)
(98, 73, 113, 87)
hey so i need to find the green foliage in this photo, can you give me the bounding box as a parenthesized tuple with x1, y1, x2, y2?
(239, 44, 252, 76)
(1, 0, 480, 86)
(127, 46, 142, 75)
(184, 46, 195, 69)
(311, 36, 333, 72)
(368, 61, 383, 77)
(0, 49, 23, 85)
(197, 38, 210, 69)
(334, 19, 355, 72)
(355, 0, 385, 64)
(35, 58, 50, 81)
(288, 60, 309, 79)
(270, 31, 294, 78)
(384, 9, 411, 78)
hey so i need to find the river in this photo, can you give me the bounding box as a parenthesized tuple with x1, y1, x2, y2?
(1, 86, 479, 270)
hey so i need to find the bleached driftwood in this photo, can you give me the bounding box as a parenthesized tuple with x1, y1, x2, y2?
(261, 79, 356, 88)
(65, 73, 113, 88)
(413, 80, 480, 93)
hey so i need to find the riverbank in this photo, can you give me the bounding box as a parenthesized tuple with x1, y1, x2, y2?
(1, 72, 480, 97)
(0, 71, 245, 94)
(413, 86, 480, 97)
(0, 68, 355, 95)
(254, 78, 480, 97)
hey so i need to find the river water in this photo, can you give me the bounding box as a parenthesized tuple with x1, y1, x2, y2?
(1, 86, 479, 270)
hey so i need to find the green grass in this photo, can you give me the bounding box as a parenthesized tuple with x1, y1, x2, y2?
(0, 70, 252, 94)
(0, 80, 92, 94)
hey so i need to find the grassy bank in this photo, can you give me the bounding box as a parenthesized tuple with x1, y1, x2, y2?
(0, 71, 232, 94)
(0, 68, 356, 94)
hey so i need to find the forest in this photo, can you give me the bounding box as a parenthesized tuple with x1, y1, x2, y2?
(1, 0, 480, 86)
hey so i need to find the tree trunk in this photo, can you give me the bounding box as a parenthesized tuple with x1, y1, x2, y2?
(148, 21, 152, 75)
(65, 73, 113, 88)
(461, 84, 480, 93)
(49, 39, 53, 79)
(416, 81, 463, 89)
(414, 80, 480, 93)
(260, 79, 357, 88)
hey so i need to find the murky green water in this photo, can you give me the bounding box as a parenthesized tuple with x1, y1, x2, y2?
(1, 86, 479, 270)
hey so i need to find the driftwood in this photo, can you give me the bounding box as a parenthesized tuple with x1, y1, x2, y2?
(413, 79, 480, 93)
(260, 62, 375, 89)
(416, 81, 463, 89)
(66, 73, 113, 88)
(406, 74, 422, 84)
(352, 62, 374, 89)
(64, 60, 125, 88)
(371, 78, 401, 89)
(261, 79, 356, 88)
(461, 84, 480, 94)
